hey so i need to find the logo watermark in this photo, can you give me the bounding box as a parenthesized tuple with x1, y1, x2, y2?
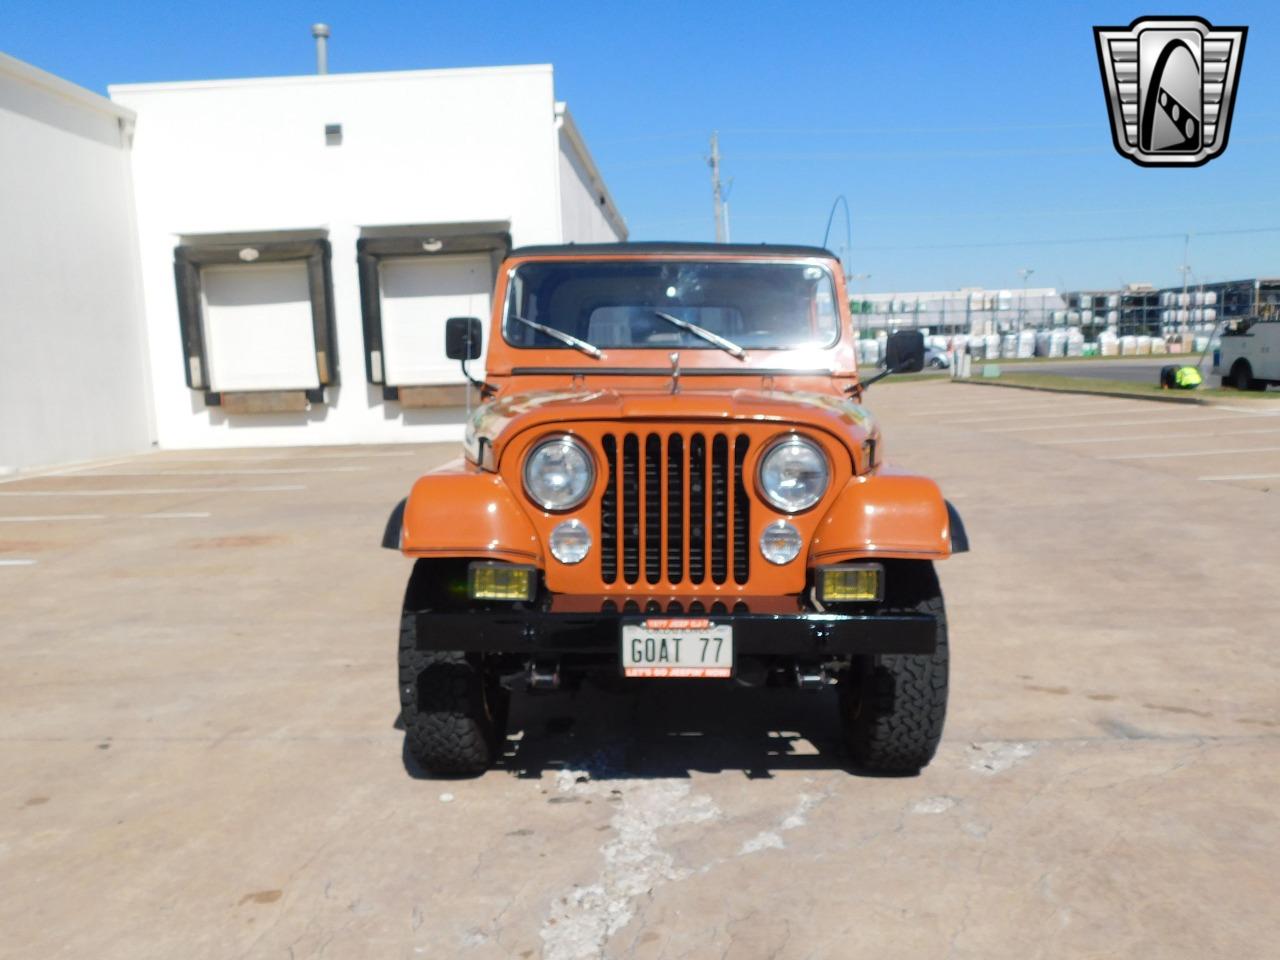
(1094, 16, 1246, 167)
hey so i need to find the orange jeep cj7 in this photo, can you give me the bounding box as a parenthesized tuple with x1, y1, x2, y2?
(381, 243, 967, 775)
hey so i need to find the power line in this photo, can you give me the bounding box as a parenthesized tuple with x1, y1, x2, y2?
(846, 225, 1280, 253)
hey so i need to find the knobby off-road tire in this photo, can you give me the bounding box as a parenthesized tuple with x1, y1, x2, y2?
(398, 612, 509, 775)
(840, 562, 948, 775)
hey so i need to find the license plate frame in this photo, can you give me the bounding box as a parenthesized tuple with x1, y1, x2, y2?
(620, 617, 734, 679)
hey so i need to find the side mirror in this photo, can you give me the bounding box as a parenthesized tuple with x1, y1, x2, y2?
(445, 316, 483, 361)
(885, 330, 925, 373)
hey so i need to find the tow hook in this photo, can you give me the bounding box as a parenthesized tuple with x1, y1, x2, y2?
(527, 660, 561, 691)
(794, 663, 828, 691)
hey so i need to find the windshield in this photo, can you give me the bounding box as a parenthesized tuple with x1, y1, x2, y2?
(502, 260, 841, 352)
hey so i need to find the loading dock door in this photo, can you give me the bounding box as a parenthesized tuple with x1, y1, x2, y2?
(201, 263, 322, 392)
(379, 254, 492, 386)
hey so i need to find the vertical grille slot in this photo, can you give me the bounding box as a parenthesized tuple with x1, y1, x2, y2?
(644, 433, 662, 584)
(601, 435, 618, 583)
(666, 434, 684, 582)
(710, 435, 729, 584)
(733, 435, 750, 584)
(622, 434, 640, 584)
(688, 434, 706, 584)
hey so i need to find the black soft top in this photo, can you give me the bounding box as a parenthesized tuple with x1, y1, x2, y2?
(508, 241, 839, 260)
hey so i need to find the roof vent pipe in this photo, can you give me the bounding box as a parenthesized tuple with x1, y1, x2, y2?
(311, 23, 330, 75)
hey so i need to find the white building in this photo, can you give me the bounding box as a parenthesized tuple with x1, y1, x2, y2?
(0, 54, 153, 473)
(110, 64, 626, 451)
(0, 53, 626, 472)
(854, 287, 1064, 334)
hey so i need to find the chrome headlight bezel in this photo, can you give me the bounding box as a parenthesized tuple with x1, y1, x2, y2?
(756, 434, 830, 514)
(522, 434, 596, 512)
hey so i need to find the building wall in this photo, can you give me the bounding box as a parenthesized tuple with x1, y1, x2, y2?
(556, 106, 627, 244)
(111, 65, 624, 450)
(0, 54, 154, 472)
(856, 287, 1063, 333)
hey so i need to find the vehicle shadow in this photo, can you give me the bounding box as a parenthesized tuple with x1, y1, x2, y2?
(401, 681, 876, 781)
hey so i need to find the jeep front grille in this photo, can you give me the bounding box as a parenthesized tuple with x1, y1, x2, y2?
(601, 431, 750, 587)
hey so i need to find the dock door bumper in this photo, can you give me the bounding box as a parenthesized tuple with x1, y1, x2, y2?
(411, 608, 937, 656)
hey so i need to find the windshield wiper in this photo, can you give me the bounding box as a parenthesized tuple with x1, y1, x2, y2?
(653, 311, 747, 360)
(510, 314, 603, 359)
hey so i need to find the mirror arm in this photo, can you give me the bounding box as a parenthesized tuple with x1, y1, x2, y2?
(459, 358, 488, 391)
(859, 364, 902, 389)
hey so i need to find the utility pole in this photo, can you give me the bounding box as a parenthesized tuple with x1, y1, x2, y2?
(849, 273, 870, 335)
(1178, 232, 1193, 333)
(709, 131, 726, 243)
(1017, 267, 1035, 332)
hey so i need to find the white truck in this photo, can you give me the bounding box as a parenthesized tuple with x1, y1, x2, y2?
(1215, 315, 1280, 391)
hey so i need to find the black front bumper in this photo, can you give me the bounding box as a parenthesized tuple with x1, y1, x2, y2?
(413, 607, 936, 657)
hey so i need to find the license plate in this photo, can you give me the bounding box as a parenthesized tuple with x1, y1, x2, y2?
(621, 618, 733, 678)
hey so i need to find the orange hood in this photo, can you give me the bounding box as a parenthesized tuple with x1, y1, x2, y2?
(463, 387, 880, 469)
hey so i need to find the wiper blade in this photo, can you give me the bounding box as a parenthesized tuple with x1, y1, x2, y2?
(653, 311, 747, 360)
(510, 314, 603, 359)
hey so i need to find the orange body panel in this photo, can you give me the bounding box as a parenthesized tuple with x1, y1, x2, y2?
(401, 459, 543, 565)
(395, 248, 958, 595)
(810, 475, 953, 563)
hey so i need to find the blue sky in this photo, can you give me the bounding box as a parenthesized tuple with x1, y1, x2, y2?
(4, 1, 1276, 294)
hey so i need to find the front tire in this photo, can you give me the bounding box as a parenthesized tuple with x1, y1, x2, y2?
(1231, 361, 1262, 391)
(398, 613, 508, 775)
(839, 562, 949, 775)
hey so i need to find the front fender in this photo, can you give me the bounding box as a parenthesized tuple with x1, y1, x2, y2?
(809, 474, 966, 564)
(385, 459, 543, 564)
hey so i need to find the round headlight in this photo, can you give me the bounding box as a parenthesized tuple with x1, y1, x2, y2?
(549, 519, 591, 564)
(758, 436, 829, 513)
(760, 521, 803, 565)
(523, 435, 595, 511)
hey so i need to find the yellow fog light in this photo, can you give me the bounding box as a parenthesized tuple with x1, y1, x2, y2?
(818, 564, 883, 603)
(468, 562, 536, 601)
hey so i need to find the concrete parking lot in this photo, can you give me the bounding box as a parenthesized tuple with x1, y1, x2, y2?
(3, 381, 1279, 959)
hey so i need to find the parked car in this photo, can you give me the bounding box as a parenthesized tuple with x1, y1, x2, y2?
(382, 243, 968, 775)
(925, 347, 951, 369)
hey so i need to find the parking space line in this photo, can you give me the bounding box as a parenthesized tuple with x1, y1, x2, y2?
(0, 511, 211, 522)
(986, 414, 1262, 433)
(0, 514, 108, 522)
(907, 400, 1070, 416)
(79, 467, 368, 477)
(0, 485, 305, 497)
(0, 455, 140, 485)
(1100, 446, 1280, 461)
(1198, 472, 1280, 482)
(0, 559, 37, 566)
(141, 449, 423, 465)
(1043, 427, 1280, 445)
(942, 404, 1139, 425)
